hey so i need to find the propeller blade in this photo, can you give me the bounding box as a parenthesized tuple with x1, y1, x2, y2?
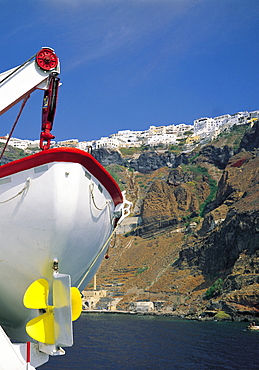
(53, 272, 73, 347)
(26, 309, 55, 344)
(23, 279, 49, 309)
(71, 287, 82, 321)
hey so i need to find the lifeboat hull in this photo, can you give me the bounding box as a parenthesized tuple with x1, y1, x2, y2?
(0, 148, 125, 342)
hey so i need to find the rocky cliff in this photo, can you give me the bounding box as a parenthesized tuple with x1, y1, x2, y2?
(93, 121, 259, 320)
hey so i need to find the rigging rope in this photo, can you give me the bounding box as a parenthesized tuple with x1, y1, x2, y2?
(0, 178, 30, 204)
(76, 224, 118, 290)
(0, 95, 30, 161)
(76, 192, 131, 290)
(89, 182, 111, 211)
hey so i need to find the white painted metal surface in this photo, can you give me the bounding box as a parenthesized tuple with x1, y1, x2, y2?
(0, 60, 59, 115)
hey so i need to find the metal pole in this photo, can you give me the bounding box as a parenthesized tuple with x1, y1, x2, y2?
(26, 341, 31, 370)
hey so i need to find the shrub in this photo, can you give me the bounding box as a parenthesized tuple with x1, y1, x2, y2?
(135, 266, 148, 276)
(199, 176, 217, 217)
(204, 278, 223, 300)
(105, 165, 124, 190)
(120, 147, 142, 156)
(214, 310, 231, 320)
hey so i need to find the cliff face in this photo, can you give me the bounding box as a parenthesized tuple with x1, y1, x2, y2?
(128, 151, 190, 173)
(181, 151, 259, 272)
(140, 167, 210, 225)
(92, 148, 126, 167)
(92, 148, 191, 173)
(192, 144, 234, 169)
(239, 121, 259, 151)
(91, 121, 259, 320)
(175, 151, 259, 317)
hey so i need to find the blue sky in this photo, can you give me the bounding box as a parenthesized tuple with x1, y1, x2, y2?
(0, 0, 258, 141)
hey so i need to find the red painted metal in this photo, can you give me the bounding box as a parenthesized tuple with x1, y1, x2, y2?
(40, 75, 60, 150)
(0, 148, 123, 206)
(36, 48, 58, 71)
(26, 341, 31, 363)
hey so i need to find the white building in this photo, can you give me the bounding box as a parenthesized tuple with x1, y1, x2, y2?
(194, 117, 216, 135)
(149, 123, 193, 136)
(129, 301, 154, 313)
(174, 123, 193, 133)
(78, 141, 93, 151)
(116, 134, 140, 147)
(115, 129, 133, 136)
(165, 125, 178, 134)
(82, 289, 106, 310)
(146, 134, 177, 146)
(213, 114, 231, 128)
(0, 137, 42, 150)
(250, 110, 259, 119)
(0, 136, 9, 145)
(148, 125, 166, 135)
(92, 137, 120, 149)
(227, 111, 249, 126)
(111, 129, 143, 147)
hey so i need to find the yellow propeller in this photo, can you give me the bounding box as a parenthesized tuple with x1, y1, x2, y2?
(23, 274, 82, 346)
(71, 286, 83, 321)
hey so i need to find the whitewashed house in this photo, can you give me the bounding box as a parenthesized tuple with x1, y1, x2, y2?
(130, 301, 154, 313)
(146, 134, 177, 146)
(175, 123, 193, 134)
(213, 114, 231, 128)
(250, 110, 259, 119)
(5, 137, 39, 150)
(78, 140, 93, 151)
(227, 111, 249, 126)
(148, 125, 166, 135)
(92, 137, 120, 149)
(194, 117, 217, 136)
(111, 129, 146, 147)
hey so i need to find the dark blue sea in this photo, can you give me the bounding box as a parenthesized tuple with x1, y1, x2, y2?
(41, 313, 259, 370)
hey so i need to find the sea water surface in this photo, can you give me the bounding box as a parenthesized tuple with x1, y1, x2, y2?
(41, 313, 259, 370)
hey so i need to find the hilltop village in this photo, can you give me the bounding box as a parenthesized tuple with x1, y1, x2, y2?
(1, 109, 259, 152)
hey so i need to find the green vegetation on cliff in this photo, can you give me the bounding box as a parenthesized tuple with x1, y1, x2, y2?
(105, 164, 126, 191)
(204, 279, 224, 300)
